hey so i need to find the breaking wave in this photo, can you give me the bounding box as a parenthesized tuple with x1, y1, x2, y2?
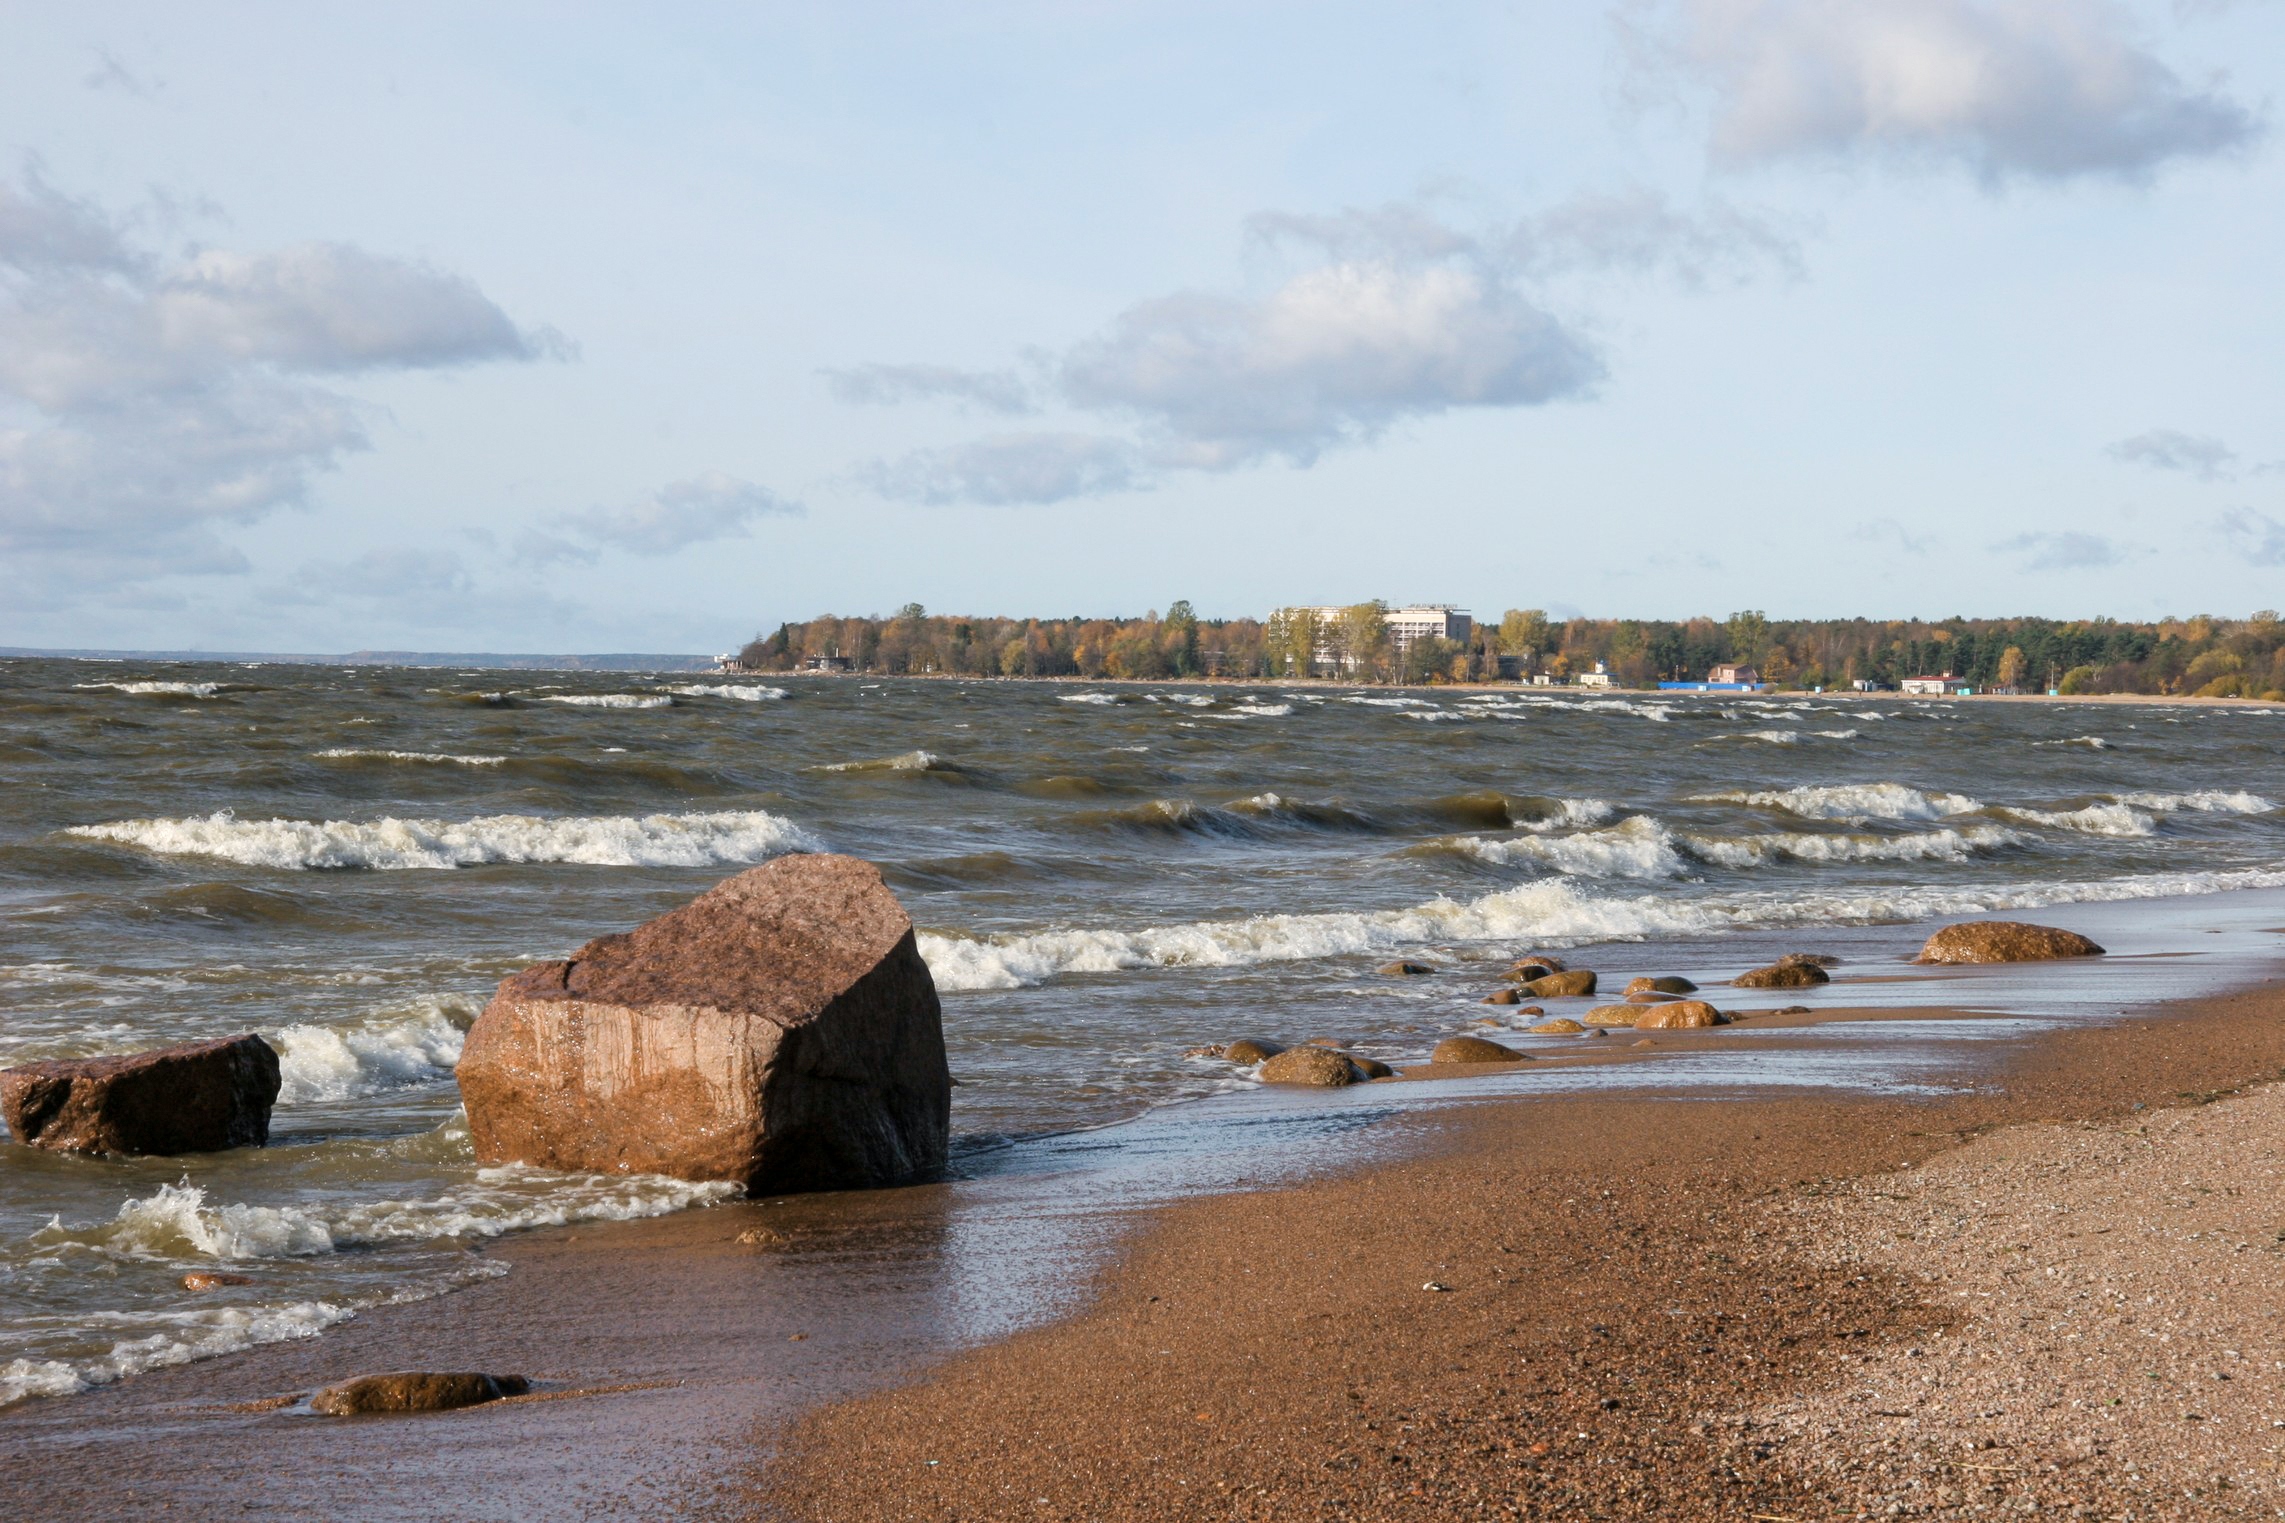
(1218, 702, 1294, 718)
(313, 749, 508, 767)
(2116, 790, 2274, 815)
(665, 683, 787, 701)
(1711, 729, 1861, 745)
(541, 693, 674, 709)
(1696, 782, 1982, 822)
(65, 808, 819, 870)
(1446, 817, 1685, 879)
(73, 681, 228, 698)
(273, 995, 479, 1104)
(1682, 824, 2024, 868)
(817, 750, 949, 775)
(2033, 735, 2112, 750)
(1994, 802, 2158, 838)
(915, 865, 2285, 992)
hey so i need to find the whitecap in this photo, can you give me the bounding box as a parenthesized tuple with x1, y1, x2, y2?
(1994, 802, 2158, 838)
(1059, 692, 1122, 705)
(313, 749, 508, 767)
(65, 808, 819, 870)
(541, 693, 674, 709)
(2115, 790, 2275, 815)
(73, 681, 224, 698)
(1694, 782, 1981, 822)
(2032, 735, 2111, 750)
(1681, 824, 2024, 868)
(665, 683, 787, 701)
(1448, 816, 1686, 879)
(817, 750, 943, 774)
(1516, 798, 1622, 832)
(272, 994, 478, 1104)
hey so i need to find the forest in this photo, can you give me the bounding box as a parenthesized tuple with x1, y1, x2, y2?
(733, 603, 2285, 698)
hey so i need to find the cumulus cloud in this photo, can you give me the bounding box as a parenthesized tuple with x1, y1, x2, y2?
(0, 168, 557, 588)
(550, 471, 802, 556)
(1645, 0, 2261, 181)
(2107, 427, 2237, 479)
(823, 362, 1036, 414)
(1995, 528, 2126, 568)
(849, 194, 1772, 504)
(2217, 507, 2285, 565)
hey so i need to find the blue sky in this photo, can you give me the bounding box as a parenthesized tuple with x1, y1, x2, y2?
(2, 1, 2280, 652)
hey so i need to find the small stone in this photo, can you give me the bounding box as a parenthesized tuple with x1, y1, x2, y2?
(1379, 961, 1436, 976)
(1624, 976, 1697, 997)
(1732, 961, 1828, 989)
(1513, 953, 1567, 974)
(1222, 1039, 1285, 1065)
(1347, 1055, 1395, 1080)
(1631, 1038, 1653, 1048)
(1515, 1005, 1543, 1017)
(308, 1372, 530, 1417)
(1520, 970, 1596, 998)
(1529, 1018, 1586, 1035)
(1430, 1036, 1528, 1064)
(181, 1272, 254, 1291)
(1481, 988, 1523, 1005)
(1257, 1046, 1362, 1087)
(735, 1227, 782, 1245)
(1582, 1004, 1643, 1027)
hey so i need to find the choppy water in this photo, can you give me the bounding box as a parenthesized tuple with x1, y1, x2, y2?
(2, 657, 2281, 1405)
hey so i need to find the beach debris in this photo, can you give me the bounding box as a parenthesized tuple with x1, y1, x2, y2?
(1733, 960, 1829, 989)
(1519, 970, 1597, 998)
(1378, 960, 1436, 976)
(1630, 1000, 1729, 1030)
(458, 854, 950, 1196)
(181, 1272, 255, 1291)
(0, 1034, 280, 1157)
(1481, 988, 1524, 1005)
(1624, 976, 1697, 997)
(1257, 1046, 1365, 1086)
(1430, 1036, 1528, 1064)
(1918, 921, 2106, 964)
(734, 1227, 783, 1245)
(1221, 1039, 1284, 1065)
(1529, 1018, 1586, 1035)
(309, 1372, 530, 1417)
(1422, 1281, 1452, 1292)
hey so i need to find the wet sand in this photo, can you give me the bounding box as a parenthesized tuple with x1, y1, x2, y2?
(7, 983, 2285, 1521)
(751, 981, 2285, 1522)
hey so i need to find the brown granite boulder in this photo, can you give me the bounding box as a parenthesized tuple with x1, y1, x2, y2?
(1257, 1047, 1363, 1086)
(1631, 1000, 1727, 1030)
(1624, 976, 1697, 997)
(1520, 970, 1597, 998)
(1222, 1039, 1285, 1065)
(1, 1035, 280, 1156)
(1430, 1036, 1529, 1064)
(309, 1372, 530, 1416)
(1582, 1004, 1644, 1027)
(457, 854, 949, 1197)
(1918, 921, 2105, 964)
(1733, 961, 1828, 989)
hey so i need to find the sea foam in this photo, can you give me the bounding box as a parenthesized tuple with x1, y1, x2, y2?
(1994, 802, 2158, 838)
(73, 681, 226, 698)
(65, 808, 819, 870)
(665, 683, 787, 701)
(2116, 790, 2275, 814)
(313, 748, 508, 767)
(541, 693, 674, 709)
(273, 994, 478, 1104)
(1696, 782, 1982, 822)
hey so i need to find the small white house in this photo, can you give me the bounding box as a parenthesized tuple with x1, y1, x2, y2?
(1576, 660, 1614, 688)
(1900, 673, 1956, 695)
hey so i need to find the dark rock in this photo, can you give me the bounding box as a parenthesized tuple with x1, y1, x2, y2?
(1626, 991, 1683, 1005)
(458, 854, 950, 1197)
(1514, 954, 1568, 974)
(1631, 1000, 1727, 1030)
(1624, 976, 1697, 996)
(1222, 1039, 1285, 1065)
(1520, 970, 1597, 998)
(1379, 961, 1436, 976)
(1257, 1047, 1362, 1086)
(1481, 988, 1523, 1005)
(1430, 1036, 1529, 1064)
(1732, 961, 1829, 989)
(1918, 921, 2105, 964)
(1347, 1055, 1394, 1080)
(309, 1372, 530, 1416)
(1, 1035, 280, 1157)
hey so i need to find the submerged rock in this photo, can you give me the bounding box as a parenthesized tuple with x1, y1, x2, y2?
(1520, 970, 1597, 998)
(1379, 961, 1436, 976)
(1631, 1000, 1727, 1030)
(1733, 961, 1829, 989)
(309, 1372, 530, 1416)
(1430, 1036, 1529, 1064)
(1624, 976, 1697, 996)
(1780, 952, 1841, 968)
(1257, 1047, 1363, 1086)
(0, 1034, 280, 1157)
(1918, 921, 2105, 964)
(458, 854, 950, 1196)
(1222, 1039, 1285, 1065)
(181, 1272, 255, 1291)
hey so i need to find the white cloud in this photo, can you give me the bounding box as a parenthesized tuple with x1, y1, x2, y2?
(0, 169, 557, 589)
(1853, 517, 1937, 554)
(1995, 528, 2126, 568)
(869, 433, 1144, 505)
(2217, 507, 2285, 565)
(2107, 427, 2237, 478)
(1650, 0, 2261, 181)
(557, 471, 802, 554)
(822, 362, 1036, 414)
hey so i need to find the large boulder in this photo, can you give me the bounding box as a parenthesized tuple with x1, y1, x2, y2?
(1631, 1000, 1727, 1030)
(457, 855, 949, 1196)
(1733, 961, 1828, 989)
(1257, 1047, 1364, 1086)
(1520, 970, 1597, 998)
(1624, 976, 1697, 997)
(1, 1035, 280, 1156)
(1918, 921, 2105, 964)
(310, 1372, 529, 1416)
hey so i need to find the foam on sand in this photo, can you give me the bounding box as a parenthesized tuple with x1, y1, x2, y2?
(914, 863, 2285, 992)
(65, 808, 819, 870)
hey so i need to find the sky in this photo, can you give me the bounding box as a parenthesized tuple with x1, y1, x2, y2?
(2, 0, 2281, 653)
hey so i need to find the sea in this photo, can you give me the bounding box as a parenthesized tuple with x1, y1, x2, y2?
(2, 657, 2281, 1408)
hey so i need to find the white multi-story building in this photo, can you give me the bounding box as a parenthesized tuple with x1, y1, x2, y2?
(1296, 604, 1472, 666)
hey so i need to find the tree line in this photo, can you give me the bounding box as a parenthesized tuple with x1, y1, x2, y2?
(733, 604, 2285, 698)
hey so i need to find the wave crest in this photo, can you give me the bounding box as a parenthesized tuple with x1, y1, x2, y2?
(65, 808, 819, 870)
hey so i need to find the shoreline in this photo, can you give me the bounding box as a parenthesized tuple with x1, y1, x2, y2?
(7, 952, 2283, 1519)
(750, 977, 2285, 1522)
